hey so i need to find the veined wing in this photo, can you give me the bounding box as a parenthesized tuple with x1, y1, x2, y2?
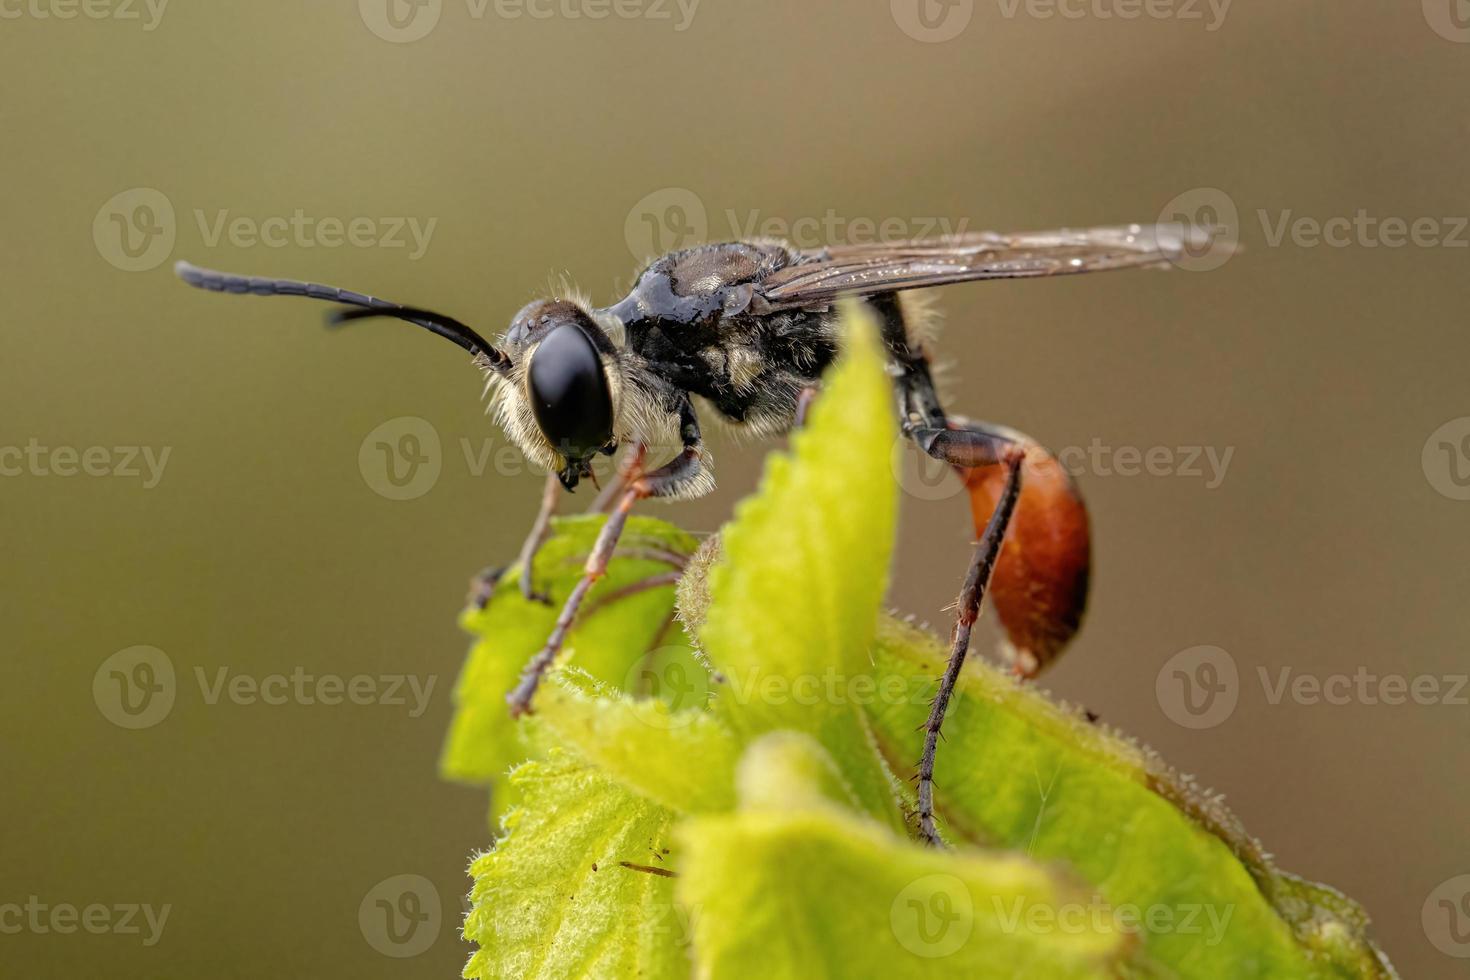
(754, 223, 1224, 310)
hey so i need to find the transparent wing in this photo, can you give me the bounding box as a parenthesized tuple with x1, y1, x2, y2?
(754, 224, 1223, 310)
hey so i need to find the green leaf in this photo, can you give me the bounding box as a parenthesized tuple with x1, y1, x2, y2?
(861, 615, 1395, 979)
(676, 732, 1125, 979)
(534, 668, 740, 814)
(441, 514, 698, 821)
(444, 300, 1395, 978)
(464, 749, 691, 980)
(696, 301, 903, 829)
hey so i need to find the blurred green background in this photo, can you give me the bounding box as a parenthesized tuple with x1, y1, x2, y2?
(2, 2, 1468, 976)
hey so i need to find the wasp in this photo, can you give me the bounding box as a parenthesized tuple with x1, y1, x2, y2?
(177, 223, 1209, 844)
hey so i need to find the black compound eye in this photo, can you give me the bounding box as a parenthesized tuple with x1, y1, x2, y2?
(526, 324, 613, 461)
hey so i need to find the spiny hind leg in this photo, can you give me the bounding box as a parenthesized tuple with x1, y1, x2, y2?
(916, 449, 1024, 845)
(867, 292, 1091, 843)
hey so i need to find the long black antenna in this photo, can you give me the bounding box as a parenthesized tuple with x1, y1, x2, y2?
(174, 261, 509, 371)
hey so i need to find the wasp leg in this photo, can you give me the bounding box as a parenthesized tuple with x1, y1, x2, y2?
(507, 402, 705, 717)
(865, 291, 1090, 843)
(794, 385, 821, 428)
(515, 472, 563, 603)
(916, 448, 1024, 845)
(589, 444, 648, 515)
(466, 565, 507, 609)
(469, 472, 561, 609)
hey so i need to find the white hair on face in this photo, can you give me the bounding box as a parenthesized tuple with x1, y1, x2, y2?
(478, 300, 700, 488)
(480, 361, 560, 474)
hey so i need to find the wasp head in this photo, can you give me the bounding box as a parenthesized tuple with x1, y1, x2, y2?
(491, 298, 626, 490)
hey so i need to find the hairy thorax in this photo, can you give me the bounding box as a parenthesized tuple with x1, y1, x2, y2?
(609, 240, 842, 438)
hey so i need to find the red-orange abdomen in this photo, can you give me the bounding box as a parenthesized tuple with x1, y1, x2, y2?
(962, 444, 1091, 677)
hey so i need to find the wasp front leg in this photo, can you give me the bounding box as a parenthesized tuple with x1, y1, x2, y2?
(506, 398, 706, 717)
(470, 441, 648, 609)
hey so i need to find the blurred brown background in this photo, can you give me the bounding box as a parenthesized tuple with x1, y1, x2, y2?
(2, 2, 1467, 976)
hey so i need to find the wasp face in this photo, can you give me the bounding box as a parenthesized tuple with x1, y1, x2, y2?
(498, 299, 621, 490)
